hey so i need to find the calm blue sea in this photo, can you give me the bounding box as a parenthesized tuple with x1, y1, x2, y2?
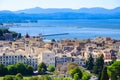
(9, 19, 120, 40)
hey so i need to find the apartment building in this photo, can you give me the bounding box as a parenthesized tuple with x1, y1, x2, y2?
(0, 52, 38, 70)
(56, 54, 72, 65)
(55, 53, 86, 67)
(72, 55, 86, 67)
(38, 48, 55, 67)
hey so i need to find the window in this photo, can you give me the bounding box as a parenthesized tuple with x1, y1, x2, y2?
(80, 62, 82, 64)
(15, 56, 17, 58)
(6, 56, 8, 58)
(47, 55, 50, 57)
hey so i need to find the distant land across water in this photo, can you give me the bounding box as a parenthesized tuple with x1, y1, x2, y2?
(0, 7, 120, 23)
(9, 19, 120, 40)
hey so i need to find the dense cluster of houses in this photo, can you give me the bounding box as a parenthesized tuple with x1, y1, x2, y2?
(0, 34, 120, 70)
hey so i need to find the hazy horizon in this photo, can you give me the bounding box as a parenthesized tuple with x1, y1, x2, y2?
(0, 0, 120, 11)
(1, 6, 120, 12)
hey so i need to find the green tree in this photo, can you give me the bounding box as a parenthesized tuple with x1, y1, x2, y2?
(26, 65, 34, 75)
(3, 75, 14, 80)
(82, 70, 91, 80)
(0, 30, 3, 36)
(7, 65, 17, 75)
(74, 73, 80, 80)
(48, 65, 55, 73)
(93, 55, 104, 74)
(29, 76, 39, 80)
(38, 62, 47, 74)
(3, 75, 22, 80)
(70, 67, 82, 79)
(15, 73, 23, 79)
(93, 66, 98, 74)
(100, 66, 109, 80)
(0, 28, 9, 34)
(0, 64, 8, 76)
(39, 75, 52, 80)
(86, 55, 94, 71)
(108, 61, 120, 80)
(15, 62, 27, 75)
(98, 72, 101, 80)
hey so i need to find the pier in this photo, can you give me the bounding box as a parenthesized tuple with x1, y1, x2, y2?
(39, 33, 69, 37)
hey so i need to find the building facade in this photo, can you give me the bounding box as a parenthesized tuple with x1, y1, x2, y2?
(0, 53, 38, 70)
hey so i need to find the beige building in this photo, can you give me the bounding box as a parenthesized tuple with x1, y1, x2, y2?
(38, 48, 55, 67)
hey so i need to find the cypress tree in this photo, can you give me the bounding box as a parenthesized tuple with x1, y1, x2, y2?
(100, 66, 109, 80)
(93, 55, 104, 74)
(86, 54, 94, 71)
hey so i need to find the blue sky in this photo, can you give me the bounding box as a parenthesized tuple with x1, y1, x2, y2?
(0, 0, 120, 11)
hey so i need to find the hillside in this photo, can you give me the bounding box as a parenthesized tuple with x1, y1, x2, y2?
(14, 7, 120, 14)
(0, 7, 120, 23)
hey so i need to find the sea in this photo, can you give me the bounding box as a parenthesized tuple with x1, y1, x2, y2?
(9, 19, 120, 40)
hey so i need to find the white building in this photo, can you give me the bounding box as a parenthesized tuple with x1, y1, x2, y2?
(38, 49, 55, 67)
(0, 52, 38, 70)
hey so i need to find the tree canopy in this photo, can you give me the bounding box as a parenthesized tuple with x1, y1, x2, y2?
(38, 62, 47, 74)
(48, 65, 55, 73)
(26, 65, 34, 75)
(15, 62, 27, 75)
(0, 64, 8, 76)
(100, 66, 109, 80)
(70, 67, 82, 79)
(108, 61, 120, 80)
(74, 73, 80, 80)
(7, 65, 17, 75)
(3, 75, 14, 80)
(15, 73, 23, 79)
(93, 55, 104, 74)
(0, 28, 21, 40)
(86, 54, 94, 71)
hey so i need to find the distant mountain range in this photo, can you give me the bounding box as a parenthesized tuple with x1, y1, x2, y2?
(0, 7, 120, 14)
(15, 7, 120, 14)
(0, 7, 120, 23)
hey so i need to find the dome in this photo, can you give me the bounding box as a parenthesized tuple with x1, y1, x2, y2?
(25, 33, 30, 38)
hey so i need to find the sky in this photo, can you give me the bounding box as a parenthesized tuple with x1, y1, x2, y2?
(0, 0, 120, 11)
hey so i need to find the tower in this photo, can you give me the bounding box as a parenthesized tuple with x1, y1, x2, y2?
(24, 33, 30, 54)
